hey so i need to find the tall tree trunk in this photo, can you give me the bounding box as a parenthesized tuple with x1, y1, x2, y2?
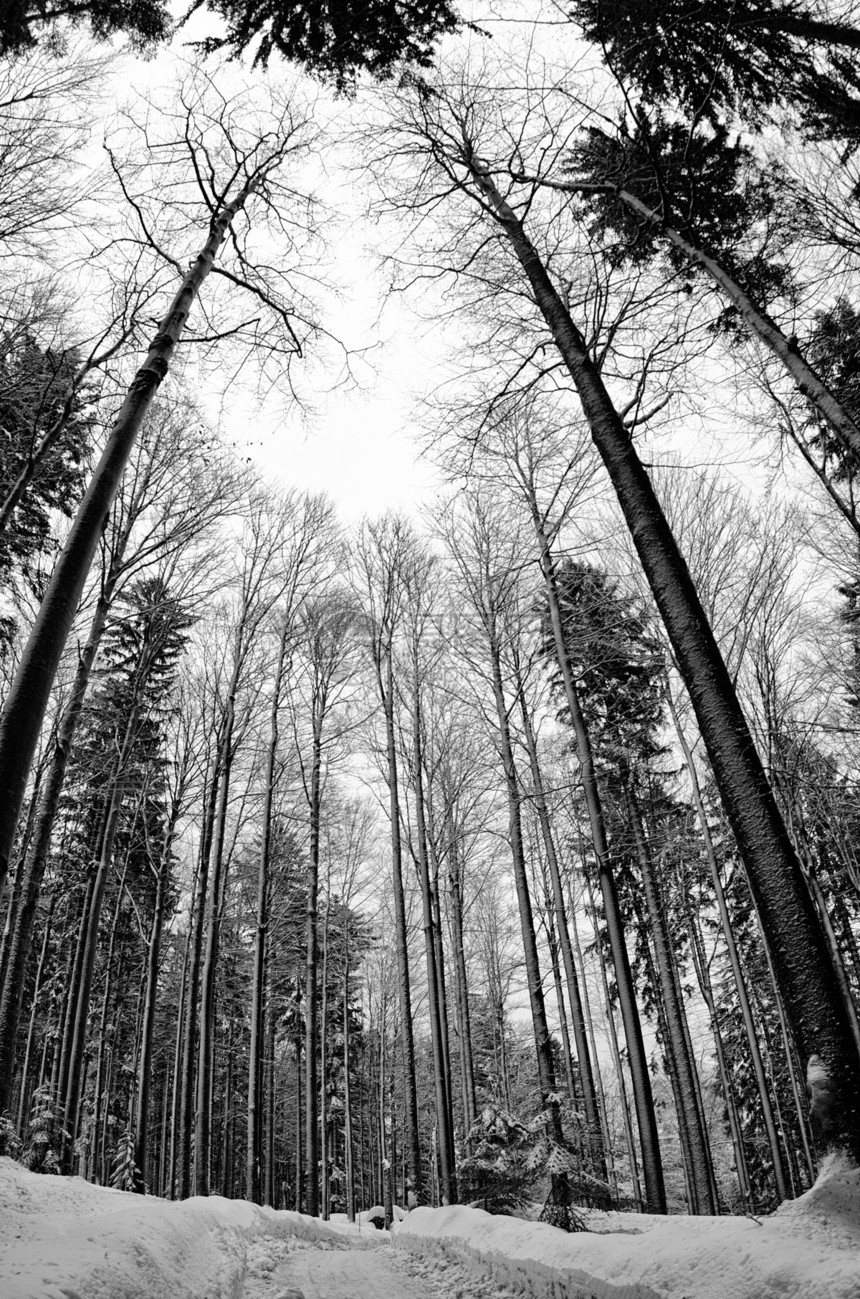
(443, 807, 477, 1139)
(304, 717, 323, 1216)
(665, 688, 790, 1202)
(14, 893, 55, 1135)
(0, 579, 115, 1115)
(525, 173, 860, 464)
(486, 634, 563, 1148)
(581, 867, 643, 1210)
(519, 693, 606, 1181)
(91, 862, 128, 1183)
(176, 761, 219, 1198)
(684, 876, 753, 1211)
(195, 704, 236, 1197)
(625, 783, 716, 1213)
(0, 176, 263, 902)
(535, 520, 664, 1210)
(409, 657, 457, 1203)
(472, 163, 860, 1165)
(379, 651, 422, 1201)
(248, 623, 289, 1203)
(343, 951, 356, 1221)
(61, 708, 141, 1170)
(133, 833, 173, 1192)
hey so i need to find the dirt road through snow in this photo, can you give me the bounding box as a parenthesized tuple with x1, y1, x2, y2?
(259, 1245, 434, 1298)
(242, 1237, 445, 1299)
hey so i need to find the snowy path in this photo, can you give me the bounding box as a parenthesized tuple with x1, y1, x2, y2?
(243, 1238, 436, 1299)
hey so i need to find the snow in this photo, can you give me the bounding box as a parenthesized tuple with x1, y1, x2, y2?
(0, 1156, 366, 1298)
(2, 1154, 859, 1299)
(392, 1159, 860, 1299)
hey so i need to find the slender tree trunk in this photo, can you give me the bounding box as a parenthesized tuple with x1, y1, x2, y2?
(486, 635, 563, 1147)
(344, 955, 356, 1221)
(248, 623, 289, 1202)
(581, 868, 643, 1210)
(294, 1006, 303, 1212)
(625, 783, 716, 1213)
(177, 762, 219, 1198)
(665, 688, 790, 1201)
(519, 693, 606, 1181)
(320, 886, 331, 1218)
(61, 710, 142, 1170)
(523, 173, 860, 464)
(0, 176, 263, 901)
(379, 651, 422, 1201)
(684, 877, 753, 1212)
(567, 883, 619, 1200)
(472, 163, 860, 1164)
(195, 709, 236, 1197)
(547, 915, 578, 1105)
(91, 863, 127, 1183)
(133, 845, 170, 1192)
(445, 815, 477, 1138)
(305, 719, 323, 1216)
(0, 581, 115, 1114)
(14, 894, 55, 1135)
(409, 659, 457, 1203)
(535, 521, 664, 1210)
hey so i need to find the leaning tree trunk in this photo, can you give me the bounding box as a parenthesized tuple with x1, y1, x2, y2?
(525, 173, 860, 466)
(0, 175, 264, 904)
(471, 162, 860, 1165)
(0, 574, 116, 1115)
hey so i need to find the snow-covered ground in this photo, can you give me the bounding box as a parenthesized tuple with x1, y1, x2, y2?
(394, 1157, 860, 1299)
(2, 1154, 859, 1299)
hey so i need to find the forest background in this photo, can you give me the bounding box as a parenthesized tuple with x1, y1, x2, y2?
(1, 0, 859, 1230)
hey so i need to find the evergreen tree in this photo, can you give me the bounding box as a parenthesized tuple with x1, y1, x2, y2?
(570, 1, 860, 140)
(0, 335, 92, 647)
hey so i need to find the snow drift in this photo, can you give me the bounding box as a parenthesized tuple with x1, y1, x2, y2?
(392, 1161, 860, 1299)
(0, 1156, 367, 1298)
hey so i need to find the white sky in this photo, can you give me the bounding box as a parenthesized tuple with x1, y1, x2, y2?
(147, 1, 580, 522)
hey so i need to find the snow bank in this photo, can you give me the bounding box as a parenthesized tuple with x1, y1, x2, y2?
(393, 1164, 860, 1299)
(0, 1156, 363, 1299)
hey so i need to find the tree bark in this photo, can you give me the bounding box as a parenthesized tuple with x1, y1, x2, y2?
(471, 162, 860, 1165)
(0, 174, 262, 902)
(532, 514, 664, 1210)
(0, 579, 114, 1115)
(666, 687, 790, 1201)
(408, 653, 457, 1202)
(248, 622, 289, 1203)
(520, 172, 860, 465)
(379, 650, 423, 1201)
(625, 783, 716, 1213)
(519, 692, 607, 1181)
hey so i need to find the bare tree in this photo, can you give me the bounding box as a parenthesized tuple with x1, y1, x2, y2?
(0, 69, 325, 911)
(373, 66, 860, 1168)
